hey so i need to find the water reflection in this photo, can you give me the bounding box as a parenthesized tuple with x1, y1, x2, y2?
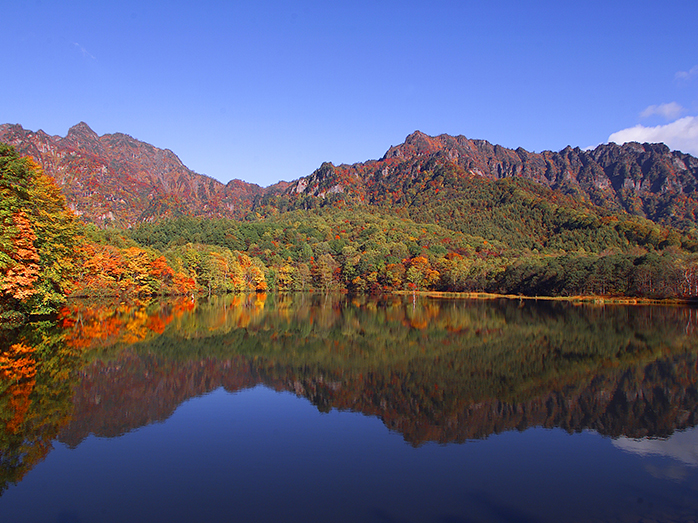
(0, 321, 79, 493)
(614, 430, 698, 467)
(2, 294, 698, 491)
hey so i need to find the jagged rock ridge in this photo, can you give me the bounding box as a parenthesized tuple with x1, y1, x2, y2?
(3, 124, 698, 230)
(288, 131, 698, 230)
(0, 122, 270, 226)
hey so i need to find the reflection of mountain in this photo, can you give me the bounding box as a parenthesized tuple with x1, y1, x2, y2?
(59, 354, 259, 447)
(347, 358, 698, 443)
(56, 295, 698, 447)
(58, 349, 698, 447)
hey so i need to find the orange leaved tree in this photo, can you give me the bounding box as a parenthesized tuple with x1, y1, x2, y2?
(0, 144, 80, 318)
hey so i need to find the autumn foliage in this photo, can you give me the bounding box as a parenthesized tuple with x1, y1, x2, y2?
(1, 145, 269, 315)
(4, 139, 698, 308)
(0, 213, 40, 301)
(70, 243, 195, 297)
(0, 146, 81, 318)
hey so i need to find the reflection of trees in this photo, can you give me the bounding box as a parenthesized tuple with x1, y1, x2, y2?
(0, 323, 79, 494)
(0, 344, 36, 435)
(53, 295, 698, 448)
(4, 294, 698, 490)
(59, 353, 263, 447)
(58, 297, 197, 350)
(284, 355, 698, 444)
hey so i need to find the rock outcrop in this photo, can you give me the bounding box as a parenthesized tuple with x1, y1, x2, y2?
(0, 122, 265, 226)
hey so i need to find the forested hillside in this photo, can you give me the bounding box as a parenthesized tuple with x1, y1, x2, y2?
(3, 126, 698, 317)
(125, 206, 698, 299)
(272, 131, 698, 232)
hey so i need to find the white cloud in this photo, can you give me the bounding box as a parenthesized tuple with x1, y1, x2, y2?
(640, 102, 684, 120)
(613, 428, 698, 467)
(608, 116, 698, 156)
(676, 65, 698, 82)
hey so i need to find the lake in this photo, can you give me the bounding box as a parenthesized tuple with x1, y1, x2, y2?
(2, 293, 698, 522)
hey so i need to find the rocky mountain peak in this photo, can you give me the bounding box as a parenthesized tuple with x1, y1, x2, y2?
(283, 130, 698, 230)
(65, 121, 98, 142)
(382, 130, 448, 159)
(62, 121, 102, 156)
(0, 122, 265, 226)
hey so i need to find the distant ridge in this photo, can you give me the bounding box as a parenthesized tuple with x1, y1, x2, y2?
(284, 130, 698, 230)
(0, 122, 269, 226)
(2, 123, 698, 230)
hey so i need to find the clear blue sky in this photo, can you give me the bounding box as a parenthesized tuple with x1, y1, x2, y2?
(3, 1, 697, 187)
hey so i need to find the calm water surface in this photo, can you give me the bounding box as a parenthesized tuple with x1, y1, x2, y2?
(2, 294, 698, 522)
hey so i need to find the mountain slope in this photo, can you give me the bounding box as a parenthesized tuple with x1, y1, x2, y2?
(3, 124, 698, 239)
(282, 131, 698, 231)
(0, 122, 268, 226)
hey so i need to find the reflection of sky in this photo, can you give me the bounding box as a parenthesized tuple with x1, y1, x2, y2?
(5, 386, 698, 522)
(612, 427, 698, 476)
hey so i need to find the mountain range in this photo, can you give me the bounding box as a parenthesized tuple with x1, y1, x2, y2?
(2, 122, 698, 231)
(0, 122, 281, 225)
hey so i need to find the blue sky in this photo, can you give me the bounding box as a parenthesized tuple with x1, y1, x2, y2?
(3, 1, 697, 187)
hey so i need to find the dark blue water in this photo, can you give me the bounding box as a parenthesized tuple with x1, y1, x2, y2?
(2, 295, 698, 522)
(3, 385, 698, 523)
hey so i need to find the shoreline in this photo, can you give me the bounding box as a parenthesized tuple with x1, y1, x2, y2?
(393, 290, 698, 306)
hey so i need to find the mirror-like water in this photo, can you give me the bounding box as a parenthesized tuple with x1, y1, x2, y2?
(2, 294, 698, 522)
